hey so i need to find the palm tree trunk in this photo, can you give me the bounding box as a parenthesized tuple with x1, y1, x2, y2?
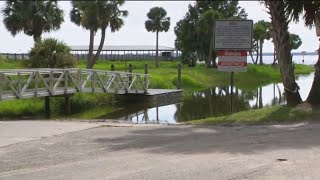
(266, 0, 302, 105)
(156, 30, 159, 68)
(249, 50, 255, 64)
(306, 13, 320, 105)
(255, 41, 259, 64)
(272, 47, 277, 65)
(92, 28, 106, 68)
(306, 48, 320, 105)
(87, 29, 95, 69)
(259, 40, 263, 65)
(33, 33, 42, 43)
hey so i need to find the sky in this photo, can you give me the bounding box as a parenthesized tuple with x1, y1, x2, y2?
(0, 1, 318, 53)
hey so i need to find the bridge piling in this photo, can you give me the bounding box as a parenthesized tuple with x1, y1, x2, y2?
(177, 64, 182, 89)
(65, 95, 71, 116)
(0, 73, 3, 101)
(45, 97, 51, 118)
(145, 64, 148, 92)
(129, 64, 133, 85)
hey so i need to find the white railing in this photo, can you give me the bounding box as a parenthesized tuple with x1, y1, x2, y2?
(0, 68, 149, 101)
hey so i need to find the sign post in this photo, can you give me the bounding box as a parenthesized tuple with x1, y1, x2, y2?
(214, 20, 253, 114)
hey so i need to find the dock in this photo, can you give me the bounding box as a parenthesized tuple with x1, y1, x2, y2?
(116, 89, 183, 104)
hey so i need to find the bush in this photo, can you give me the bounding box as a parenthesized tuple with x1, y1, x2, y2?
(27, 38, 77, 68)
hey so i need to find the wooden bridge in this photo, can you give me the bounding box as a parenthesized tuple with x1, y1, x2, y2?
(0, 68, 149, 101)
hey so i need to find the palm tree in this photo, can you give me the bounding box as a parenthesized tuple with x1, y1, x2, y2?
(70, 0, 128, 69)
(1, 0, 64, 42)
(28, 38, 76, 68)
(145, 7, 171, 68)
(196, 9, 222, 68)
(264, 0, 303, 105)
(253, 20, 270, 65)
(285, 0, 320, 105)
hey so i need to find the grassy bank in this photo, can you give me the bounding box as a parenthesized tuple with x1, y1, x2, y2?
(0, 58, 315, 120)
(0, 59, 314, 90)
(80, 60, 314, 90)
(188, 105, 313, 125)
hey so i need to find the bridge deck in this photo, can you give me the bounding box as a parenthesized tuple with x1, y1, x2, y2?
(0, 68, 149, 101)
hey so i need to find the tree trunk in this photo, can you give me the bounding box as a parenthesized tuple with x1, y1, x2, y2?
(255, 41, 259, 64)
(272, 47, 278, 65)
(156, 30, 159, 68)
(266, 0, 302, 105)
(212, 50, 217, 68)
(306, 47, 320, 105)
(305, 13, 320, 105)
(92, 28, 106, 68)
(33, 33, 42, 43)
(249, 50, 255, 64)
(259, 40, 263, 65)
(207, 35, 213, 68)
(87, 29, 95, 69)
(259, 87, 263, 108)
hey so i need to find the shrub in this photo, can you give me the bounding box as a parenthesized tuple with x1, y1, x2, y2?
(27, 38, 77, 68)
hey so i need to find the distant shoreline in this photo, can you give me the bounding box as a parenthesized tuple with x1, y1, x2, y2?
(255, 52, 318, 56)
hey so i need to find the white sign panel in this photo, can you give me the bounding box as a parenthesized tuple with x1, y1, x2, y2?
(214, 20, 253, 50)
(218, 50, 247, 72)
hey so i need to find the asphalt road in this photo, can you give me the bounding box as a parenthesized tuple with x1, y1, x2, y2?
(1, 121, 320, 180)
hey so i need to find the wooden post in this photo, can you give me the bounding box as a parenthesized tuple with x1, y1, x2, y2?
(64, 70, 68, 94)
(65, 95, 70, 115)
(0, 73, 3, 101)
(177, 64, 181, 89)
(144, 64, 148, 92)
(111, 64, 115, 71)
(45, 96, 51, 118)
(156, 107, 159, 122)
(35, 72, 38, 97)
(49, 70, 53, 95)
(129, 64, 133, 85)
(230, 72, 234, 114)
(17, 72, 21, 97)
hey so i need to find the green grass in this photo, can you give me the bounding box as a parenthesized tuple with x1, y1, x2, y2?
(78, 60, 314, 90)
(0, 57, 24, 69)
(0, 98, 44, 119)
(0, 59, 313, 91)
(67, 106, 119, 119)
(0, 59, 315, 121)
(188, 105, 312, 125)
(295, 64, 314, 75)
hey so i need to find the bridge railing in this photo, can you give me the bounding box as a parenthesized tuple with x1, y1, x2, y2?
(0, 68, 149, 101)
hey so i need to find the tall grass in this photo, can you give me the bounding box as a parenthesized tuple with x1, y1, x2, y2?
(0, 98, 44, 119)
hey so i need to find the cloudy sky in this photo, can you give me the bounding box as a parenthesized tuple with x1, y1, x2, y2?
(0, 1, 318, 53)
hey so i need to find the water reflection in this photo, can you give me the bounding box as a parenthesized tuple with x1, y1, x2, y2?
(102, 73, 313, 124)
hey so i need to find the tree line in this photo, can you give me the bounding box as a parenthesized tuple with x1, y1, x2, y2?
(1, 0, 170, 69)
(1, 0, 320, 107)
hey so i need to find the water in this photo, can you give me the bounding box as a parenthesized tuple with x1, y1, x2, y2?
(249, 54, 318, 65)
(99, 72, 314, 124)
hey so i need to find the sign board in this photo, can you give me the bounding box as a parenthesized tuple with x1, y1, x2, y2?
(214, 20, 253, 50)
(218, 50, 247, 72)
